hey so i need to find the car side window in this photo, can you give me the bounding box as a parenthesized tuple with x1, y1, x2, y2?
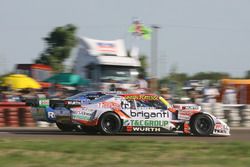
(136, 100, 149, 108)
(128, 100, 136, 109)
(135, 100, 167, 110)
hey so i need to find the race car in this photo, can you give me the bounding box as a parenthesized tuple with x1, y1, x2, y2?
(26, 91, 110, 124)
(50, 93, 230, 136)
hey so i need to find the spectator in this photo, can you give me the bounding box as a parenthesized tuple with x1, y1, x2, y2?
(109, 84, 116, 91)
(160, 87, 172, 101)
(223, 86, 237, 104)
(203, 84, 220, 104)
(135, 74, 148, 93)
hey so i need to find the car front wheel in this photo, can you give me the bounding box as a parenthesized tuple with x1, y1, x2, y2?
(191, 114, 214, 136)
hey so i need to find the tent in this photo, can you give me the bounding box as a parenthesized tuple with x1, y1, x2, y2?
(43, 73, 89, 86)
(0, 74, 41, 90)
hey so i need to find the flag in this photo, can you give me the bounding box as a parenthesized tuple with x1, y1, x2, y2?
(128, 20, 152, 40)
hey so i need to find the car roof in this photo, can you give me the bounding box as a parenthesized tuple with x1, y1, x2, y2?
(120, 93, 158, 96)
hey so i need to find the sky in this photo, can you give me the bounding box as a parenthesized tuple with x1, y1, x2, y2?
(0, 0, 250, 77)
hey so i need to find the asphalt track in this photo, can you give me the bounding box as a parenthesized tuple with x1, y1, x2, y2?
(0, 127, 250, 142)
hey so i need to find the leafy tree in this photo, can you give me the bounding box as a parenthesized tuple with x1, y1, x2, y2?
(245, 70, 250, 79)
(138, 55, 148, 77)
(159, 64, 188, 96)
(127, 50, 148, 77)
(35, 24, 77, 72)
(189, 72, 230, 81)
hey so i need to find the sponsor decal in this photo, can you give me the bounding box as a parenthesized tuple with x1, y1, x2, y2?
(126, 126, 133, 132)
(124, 95, 158, 100)
(214, 124, 228, 134)
(173, 105, 181, 109)
(130, 110, 168, 119)
(71, 107, 96, 121)
(178, 110, 199, 120)
(183, 122, 190, 134)
(214, 123, 224, 130)
(98, 102, 120, 109)
(54, 107, 71, 123)
(121, 100, 131, 109)
(96, 42, 117, 53)
(182, 106, 200, 110)
(72, 114, 91, 121)
(39, 99, 49, 107)
(47, 111, 55, 119)
(124, 120, 169, 127)
(65, 100, 81, 105)
(71, 107, 96, 113)
(132, 127, 161, 132)
(55, 107, 70, 114)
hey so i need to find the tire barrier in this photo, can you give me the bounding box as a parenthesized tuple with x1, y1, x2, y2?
(0, 102, 36, 127)
(0, 102, 250, 127)
(201, 103, 250, 127)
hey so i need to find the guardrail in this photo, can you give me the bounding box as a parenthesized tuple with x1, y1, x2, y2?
(0, 102, 35, 127)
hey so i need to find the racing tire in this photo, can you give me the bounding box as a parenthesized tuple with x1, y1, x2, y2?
(191, 114, 214, 136)
(56, 122, 74, 132)
(98, 112, 122, 135)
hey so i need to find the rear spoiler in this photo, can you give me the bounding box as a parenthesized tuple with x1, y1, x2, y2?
(26, 99, 82, 108)
(26, 99, 39, 107)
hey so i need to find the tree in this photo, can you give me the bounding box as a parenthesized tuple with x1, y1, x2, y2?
(35, 24, 77, 72)
(189, 72, 230, 81)
(245, 70, 250, 79)
(138, 55, 148, 77)
(159, 64, 188, 96)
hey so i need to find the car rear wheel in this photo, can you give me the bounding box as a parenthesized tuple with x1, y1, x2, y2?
(56, 122, 74, 132)
(99, 112, 121, 135)
(191, 114, 214, 136)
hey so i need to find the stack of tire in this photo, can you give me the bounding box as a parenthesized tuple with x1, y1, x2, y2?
(213, 103, 227, 124)
(201, 103, 212, 114)
(23, 109, 36, 127)
(0, 109, 5, 127)
(240, 105, 250, 127)
(7, 109, 19, 127)
(201, 103, 227, 124)
(224, 107, 241, 127)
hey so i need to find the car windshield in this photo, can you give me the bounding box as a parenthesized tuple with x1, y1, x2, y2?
(135, 99, 167, 110)
(67, 92, 105, 100)
(159, 96, 172, 108)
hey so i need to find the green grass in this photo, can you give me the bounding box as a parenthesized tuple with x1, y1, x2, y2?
(0, 139, 250, 167)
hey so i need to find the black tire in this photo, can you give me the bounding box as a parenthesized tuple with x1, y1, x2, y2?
(98, 112, 122, 135)
(56, 122, 74, 132)
(191, 114, 214, 136)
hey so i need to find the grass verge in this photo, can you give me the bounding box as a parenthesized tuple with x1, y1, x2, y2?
(0, 139, 249, 167)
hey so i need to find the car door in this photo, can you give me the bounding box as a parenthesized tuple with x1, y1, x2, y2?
(134, 99, 170, 121)
(121, 98, 171, 131)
